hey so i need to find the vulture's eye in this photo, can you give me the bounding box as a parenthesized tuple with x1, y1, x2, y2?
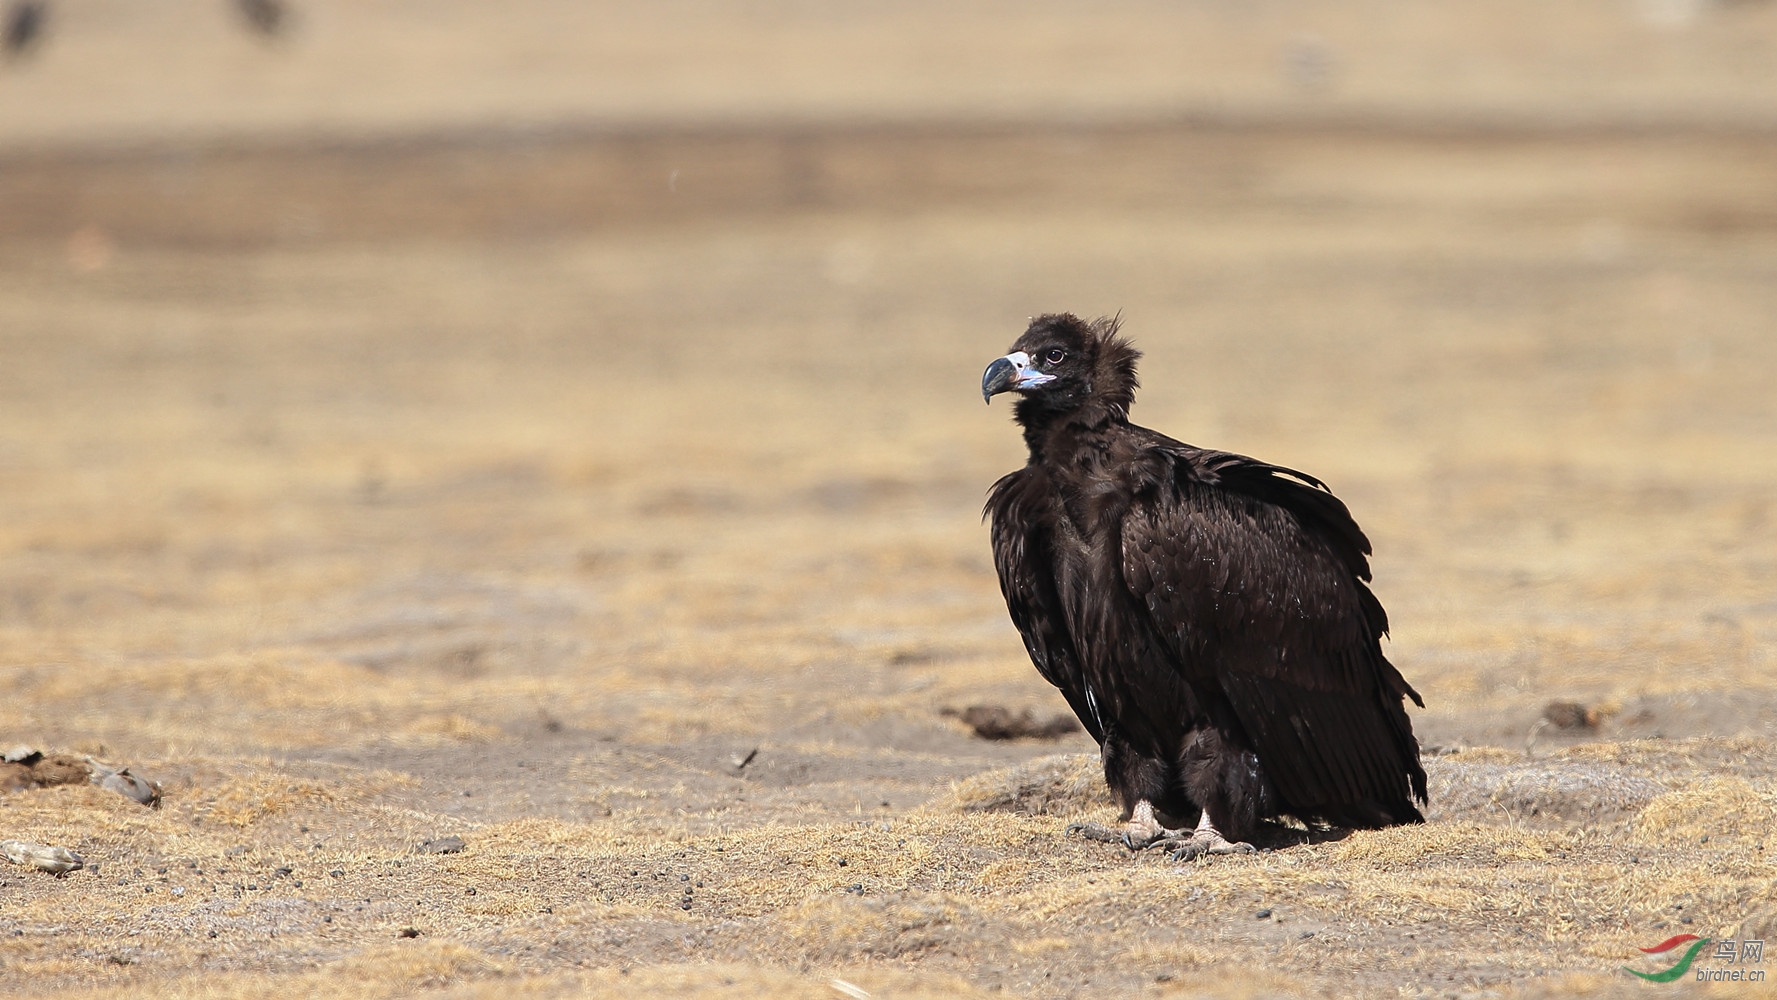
(1043, 348, 1067, 365)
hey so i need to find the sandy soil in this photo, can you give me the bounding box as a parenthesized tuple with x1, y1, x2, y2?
(3, 4, 1777, 999)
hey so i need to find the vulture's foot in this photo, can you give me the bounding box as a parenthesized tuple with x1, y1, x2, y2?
(1120, 800, 1189, 849)
(1162, 813, 1255, 862)
(1067, 801, 1188, 850)
(1162, 831, 1256, 862)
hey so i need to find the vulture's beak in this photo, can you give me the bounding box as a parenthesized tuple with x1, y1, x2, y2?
(981, 351, 1055, 403)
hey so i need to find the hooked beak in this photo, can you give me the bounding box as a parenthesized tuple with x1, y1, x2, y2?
(981, 351, 1054, 403)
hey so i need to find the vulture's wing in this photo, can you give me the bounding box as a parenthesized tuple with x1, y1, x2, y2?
(986, 468, 1104, 742)
(1121, 450, 1425, 819)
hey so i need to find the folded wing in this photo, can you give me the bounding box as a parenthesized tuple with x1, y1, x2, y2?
(1120, 449, 1426, 824)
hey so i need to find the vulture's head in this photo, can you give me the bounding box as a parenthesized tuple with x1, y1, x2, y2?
(981, 313, 1141, 421)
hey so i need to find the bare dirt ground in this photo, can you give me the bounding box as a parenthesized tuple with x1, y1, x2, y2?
(4, 4, 1777, 999)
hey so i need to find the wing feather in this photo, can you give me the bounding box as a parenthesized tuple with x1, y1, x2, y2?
(986, 468, 1104, 742)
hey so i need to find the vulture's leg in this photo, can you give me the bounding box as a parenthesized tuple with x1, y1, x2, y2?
(1161, 809, 1256, 862)
(1066, 800, 1191, 849)
(1070, 731, 1189, 848)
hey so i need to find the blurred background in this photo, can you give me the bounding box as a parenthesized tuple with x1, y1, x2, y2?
(2, 2, 1776, 993)
(4, 0, 1774, 744)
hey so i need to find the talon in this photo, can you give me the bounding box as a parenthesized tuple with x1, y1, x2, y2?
(1168, 832, 1255, 861)
(1066, 822, 1127, 845)
(1123, 829, 1169, 851)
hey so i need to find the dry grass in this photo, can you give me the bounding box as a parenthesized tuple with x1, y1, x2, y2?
(4, 3, 1777, 998)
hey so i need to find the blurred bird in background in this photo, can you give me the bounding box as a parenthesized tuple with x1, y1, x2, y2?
(3, 0, 290, 62)
(235, 0, 290, 39)
(2, 0, 45, 59)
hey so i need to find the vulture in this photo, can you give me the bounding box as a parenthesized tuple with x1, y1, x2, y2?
(982, 314, 1425, 860)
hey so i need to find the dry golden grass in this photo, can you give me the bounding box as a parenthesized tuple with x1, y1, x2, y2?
(5, 4, 1777, 999)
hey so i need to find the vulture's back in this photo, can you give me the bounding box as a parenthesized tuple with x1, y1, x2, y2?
(1120, 441, 1426, 824)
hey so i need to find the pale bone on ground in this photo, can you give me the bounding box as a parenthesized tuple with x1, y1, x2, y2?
(0, 839, 86, 875)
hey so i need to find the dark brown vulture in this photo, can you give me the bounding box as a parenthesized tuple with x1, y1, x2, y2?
(982, 314, 1425, 859)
